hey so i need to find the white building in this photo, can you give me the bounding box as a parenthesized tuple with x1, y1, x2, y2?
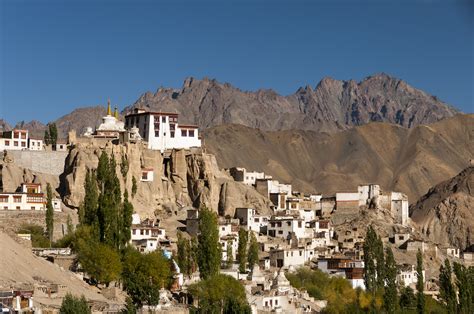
(397, 265, 425, 288)
(228, 167, 272, 186)
(140, 168, 154, 182)
(0, 129, 29, 151)
(234, 207, 269, 233)
(130, 217, 166, 253)
(28, 138, 44, 151)
(270, 247, 315, 268)
(0, 183, 45, 211)
(256, 178, 292, 200)
(268, 217, 306, 240)
(124, 108, 201, 152)
(317, 257, 365, 290)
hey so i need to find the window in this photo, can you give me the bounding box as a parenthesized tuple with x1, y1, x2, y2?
(142, 172, 148, 180)
(141, 230, 144, 235)
(14, 132, 19, 139)
(32, 142, 35, 146)
(275, 300, 278, 306)
(299, 250, 303, 256)
(5, 140, 9, 146)
(16, 206, 20, 210)
(189, 130, 195, 137)
(162, 116, 166, 122)
(21, 142, 26, 147)
(133, 229, 136, 235)
(14, 141, 18, 146)
(13, 196, 21, 203)
(170, 131, 175, 138)
(0, 195, 8, 202)
(150, 243, 153, 247)
(181, 129, 187, 137)
(278, 230, 283, 234)
(31, 206, 35, 210)
(298, 221, 302, 228)
(255, 218, 259, 222)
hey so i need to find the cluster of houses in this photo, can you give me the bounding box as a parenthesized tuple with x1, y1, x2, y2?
(0, 183, 61, 212)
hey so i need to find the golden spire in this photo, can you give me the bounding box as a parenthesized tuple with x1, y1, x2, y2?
(107, 98, 112, 116)
(114, 106, 119, 119)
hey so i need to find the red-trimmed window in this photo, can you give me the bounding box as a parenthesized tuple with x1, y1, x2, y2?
(189, 130, 195, 137)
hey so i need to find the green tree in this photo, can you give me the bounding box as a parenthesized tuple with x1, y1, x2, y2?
(120, 153, 129, 178)
(60, 293, 91, 314)
(188, 274, 250, 314)
(439, 259, 457, 313)
(225, 240, 234, 269)
(48, 123, 58, 146)
(197, 206, 221, 279)
(237, 228, 248, 273)
(18, 224, 50, 247)
(66, 214, 73, 235)
(177, 231, 189, 274)
(416, 249, 425, 314)
(76, 239, 122, 285)
(45, 183, 54, 246)
(374, 235, 385, 290)
(247, 231, 259, 271)
(131, 176, 138, 198)
(44, 129, 51, 145)
(122, 247, 172, 308)
(363, 225, 377, 293)
(81, 169, 99, 230)
(120, 190, 133, 249)
(400, 286, 416, 310)
(383, 246, 398, 314)
(453, 262, 473, 314)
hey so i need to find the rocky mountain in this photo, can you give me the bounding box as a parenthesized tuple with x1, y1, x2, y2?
(410, 166, 473, 250)
(126, 73, 458, 131)
(54, 105, 107, 138)
(0, 119, 11, 132)
(14, 120, 47, 139)
(202, 114, 474, 203)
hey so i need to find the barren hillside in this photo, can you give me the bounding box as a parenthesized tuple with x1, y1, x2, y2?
(410, 166, 473, 250)
(203, 114, 474, 202)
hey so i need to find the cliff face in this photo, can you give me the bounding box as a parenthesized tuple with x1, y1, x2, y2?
(126, 74, 458, 132)
(410, 167, 474, 250)
(60, 141, 272, 217)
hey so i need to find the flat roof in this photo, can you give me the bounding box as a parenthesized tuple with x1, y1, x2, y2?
(125, 111, 179, 117)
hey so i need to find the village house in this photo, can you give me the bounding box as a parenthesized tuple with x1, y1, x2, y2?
(130, 214, 166, 253)
(227, 167, 272, 186)
(317, 256, 365, 290)
(269, 246, 315, 268)
(0, 129, 29, 151)
(0, 183, 45, 211)
(124, 108, 201, 152)
(267, 216, 306, 240)
(446, 247, 460, 258)
(234, 207, 269, 234)
(397, 264, 426, 288)
(27, 138, 44, 151)
(255, 178, 292, 200)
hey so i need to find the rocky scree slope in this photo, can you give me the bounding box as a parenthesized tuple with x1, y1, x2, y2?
(126, 73, 458, 132)
(410, 166, 473, 250)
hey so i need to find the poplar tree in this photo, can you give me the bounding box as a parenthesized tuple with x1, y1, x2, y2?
(237, 228, 248, 273)
(416, 249, 425, 314)
(247, 231, 259, 271)
(439, 259, 456, 313)
(120, 190, 133, 248)
(374, 235, 385, 290)
(383, 247, 398, 314)
(45, 183, 54, 246)
(363, 225, 377, 293)
(48, 123, 58, 146)
(226, 240, 234, 269)
(177, 231, 189, 274)
(81, 169, 99, 239)
(197, 206, 221, 279)
(453, 262, 473, 314)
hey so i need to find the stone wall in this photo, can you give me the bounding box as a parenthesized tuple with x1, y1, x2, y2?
(6, 151, 68, 175)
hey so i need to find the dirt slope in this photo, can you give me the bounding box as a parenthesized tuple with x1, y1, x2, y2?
(203, 114, 473, 202)
(410, 167, 473, 250)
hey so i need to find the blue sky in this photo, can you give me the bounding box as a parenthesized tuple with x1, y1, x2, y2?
(0, 0, 472, 124)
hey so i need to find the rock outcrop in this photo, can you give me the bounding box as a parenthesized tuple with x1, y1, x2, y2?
(60, 141, 272, 217)
(410, 166, 474, 250)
